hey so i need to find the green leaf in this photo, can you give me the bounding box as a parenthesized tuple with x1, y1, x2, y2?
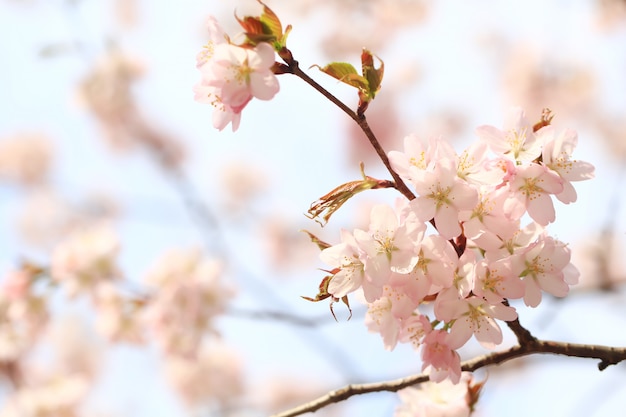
(361, 49, 384, 99)
(312, 62, 370, 92)
(259, 1, 282, 38)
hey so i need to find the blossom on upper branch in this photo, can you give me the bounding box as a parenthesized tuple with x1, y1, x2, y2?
(194, 16, 279, 131)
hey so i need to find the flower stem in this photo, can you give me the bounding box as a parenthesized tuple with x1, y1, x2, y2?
(281, 54, 416, 201)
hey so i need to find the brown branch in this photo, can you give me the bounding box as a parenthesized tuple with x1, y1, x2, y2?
(271, 340, 626, 417)
(280, 54, 416, 202)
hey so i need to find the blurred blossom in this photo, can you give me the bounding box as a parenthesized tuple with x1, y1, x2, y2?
(50, 223, 121, 298)
(93, 282, 145, 343)
(0, 267, 48, 362)
(277, 0, 428, 57)
(143, 248, 234, 356)
(0, 374, 90, 417)
(502, 45, 595, 119)
(591, 114, 626, 162)
(256, 374, 340, 416)
(16, 189, 120, 250)
(573, 231, 625, 291)
(41, 316, 103, 379)
(78, 50, 185, 168)
(16, 189, 73, 249)
(162, 342, 243, 409)
(114, 0, 138, 29)
(595, 0, 626, 28)
(0, 133, 53, 186)
(260, 214, 320, 273)
(218, 161, 268, 215)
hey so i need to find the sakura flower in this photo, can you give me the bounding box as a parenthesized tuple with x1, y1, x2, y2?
(410, 161, 478, 239)
(475, 107, 542, 162)
(321, 230, 366, 297)
(421, 329, 462, 383)
(398, 313, 432, 351)
(472, 258, 525, 304)
(354, 204, 423, 284)
(438, 295, 518, 350)
(395, 373, 472, 417)
(459, 187, 518, 252)
(412, 235, 459, 290)
(504, 162, 563, 225)
(365, 295, 400, 350)
(511, 236, 579, 307)
(539, 126, 595, 203)
(194, 16, 279, 132)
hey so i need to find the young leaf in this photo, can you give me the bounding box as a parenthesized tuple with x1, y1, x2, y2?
(311, 62, 370, 92)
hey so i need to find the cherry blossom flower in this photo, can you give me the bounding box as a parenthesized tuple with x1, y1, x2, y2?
(396, 373, 472, 417)
(398, 314, 432, 351)
(539, 126, 595, 203)
(365, 296, 400, 350)
(194, 17, 279, 131)
(475, 107, 542, 162)
(459, 187, 518, 252)
(504, 163, 563, 225)
(410, 161, 478, 239)
(354, 204, 423, 283)
(472, 258, 525, 304)
(439, 296, 518, 350)
(421, 329, 462, 383)
(512, 236, 579, 307)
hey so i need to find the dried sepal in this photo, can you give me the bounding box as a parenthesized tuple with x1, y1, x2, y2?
(301, 270, 352, 321)
(301, 230, 332, 251)
(306, 163, 394, 226)
(532, 107, 554, 132)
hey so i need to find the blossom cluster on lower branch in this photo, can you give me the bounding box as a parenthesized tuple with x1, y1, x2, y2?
(317, 108, 594, 383)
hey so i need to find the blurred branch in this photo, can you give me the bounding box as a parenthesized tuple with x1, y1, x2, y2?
(272, 338, 626, 417)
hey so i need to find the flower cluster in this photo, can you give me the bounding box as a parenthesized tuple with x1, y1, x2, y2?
(319, 108, 594, 383)
(194, 16, 280, 132)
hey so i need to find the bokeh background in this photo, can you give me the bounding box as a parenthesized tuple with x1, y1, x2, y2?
(1, 0, 625, 416)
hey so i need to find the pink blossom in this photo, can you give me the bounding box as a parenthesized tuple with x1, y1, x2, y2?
(395, 374, 472, 417)
(539, 126, 595, 203)
(473, 258, 525, 304)
(398, 314, 432, 351)
(354, 204, 423, 284)
(475, 107, 542, 162)
(439, 296, 517, 350)
(504, 163, 563, 225)
(511, 236, 578, 307)
(421, 330, 462, 383)
(194, 17, 279, 132)
(410, 161, 478, 239)
(365, 295, 401, 350)
(321, 230, 368, 299)
(459, 187, 518, 252)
